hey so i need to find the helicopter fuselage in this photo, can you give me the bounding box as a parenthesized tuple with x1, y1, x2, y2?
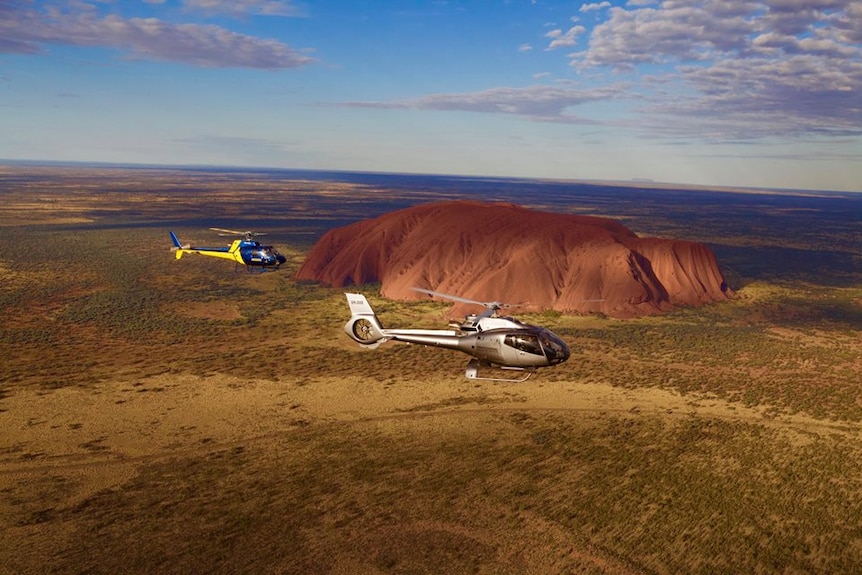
(170, 232, 286, 270)
(378, 320, 569, 369)
(344, 293, 570, 379)
(234, 239, 286, 267)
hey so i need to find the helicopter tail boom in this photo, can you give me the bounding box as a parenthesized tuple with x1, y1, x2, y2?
(344, 293, 469, 353)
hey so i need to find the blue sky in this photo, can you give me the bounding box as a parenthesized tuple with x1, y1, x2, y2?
(1, 0, 860, 192)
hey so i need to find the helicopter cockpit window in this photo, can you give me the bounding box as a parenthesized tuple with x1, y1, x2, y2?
(539, 330, 568, 362)
(504, 333, 543, 356)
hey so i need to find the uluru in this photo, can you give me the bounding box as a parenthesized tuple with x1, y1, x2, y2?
(296, 200, 731, 318)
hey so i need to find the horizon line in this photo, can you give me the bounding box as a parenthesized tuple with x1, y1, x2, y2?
(0, 158, 856, 198)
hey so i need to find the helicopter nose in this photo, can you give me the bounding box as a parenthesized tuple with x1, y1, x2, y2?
(552, 344, 570, 364)
(543, 332, 570, 364)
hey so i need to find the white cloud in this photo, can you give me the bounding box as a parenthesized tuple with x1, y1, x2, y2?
(545, 25, 586, 50)
(574, 3, 760, 69)
(0, 2, 315, 69)
(660, 55, 862, 138)
(341, 84, 626, 123)
(182, 0, 307, 18)
(334, 0, 861, 148)
(562, 0, 862, 140)
(580, 2, 611, 12)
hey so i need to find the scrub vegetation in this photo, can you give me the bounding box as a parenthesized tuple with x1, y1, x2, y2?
(1, 165, 860, 574)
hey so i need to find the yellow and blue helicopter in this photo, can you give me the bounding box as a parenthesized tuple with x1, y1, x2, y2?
(170, 228, 287, 272)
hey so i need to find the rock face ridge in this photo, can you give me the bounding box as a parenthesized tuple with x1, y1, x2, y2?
(296, 201, 730, 318)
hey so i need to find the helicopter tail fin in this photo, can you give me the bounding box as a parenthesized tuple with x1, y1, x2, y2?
(344, 293, 387, 347)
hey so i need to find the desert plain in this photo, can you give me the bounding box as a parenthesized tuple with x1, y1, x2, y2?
(1, 164, 861, 574)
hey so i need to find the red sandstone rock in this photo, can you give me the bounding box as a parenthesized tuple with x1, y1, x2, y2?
(296, 201, 731, 318)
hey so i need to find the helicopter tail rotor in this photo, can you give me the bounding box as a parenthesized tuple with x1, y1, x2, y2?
(344, 293, 387, 347)
(169, 232, 191, 259)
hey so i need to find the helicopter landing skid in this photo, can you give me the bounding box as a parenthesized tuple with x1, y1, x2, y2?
(234, 263, 277, 273)
(465, 359, 535, 383)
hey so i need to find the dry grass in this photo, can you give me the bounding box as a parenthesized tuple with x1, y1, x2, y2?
(4, 383, 862, 575)
(1, 165, 861, 574)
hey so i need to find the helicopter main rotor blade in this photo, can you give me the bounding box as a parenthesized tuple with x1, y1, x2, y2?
(411, 287, 505, 310)
(209, 227, 266, 237)
(209, 227, 245, 235)
(414, 287, 604, 315)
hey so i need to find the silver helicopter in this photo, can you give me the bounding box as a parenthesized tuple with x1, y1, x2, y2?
(344, 288, 570, 382)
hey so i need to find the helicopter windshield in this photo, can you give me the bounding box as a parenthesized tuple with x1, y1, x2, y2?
(504, 333, 544, 356)
(504, 330, 570, 363)
(242, 245, 286, 266)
